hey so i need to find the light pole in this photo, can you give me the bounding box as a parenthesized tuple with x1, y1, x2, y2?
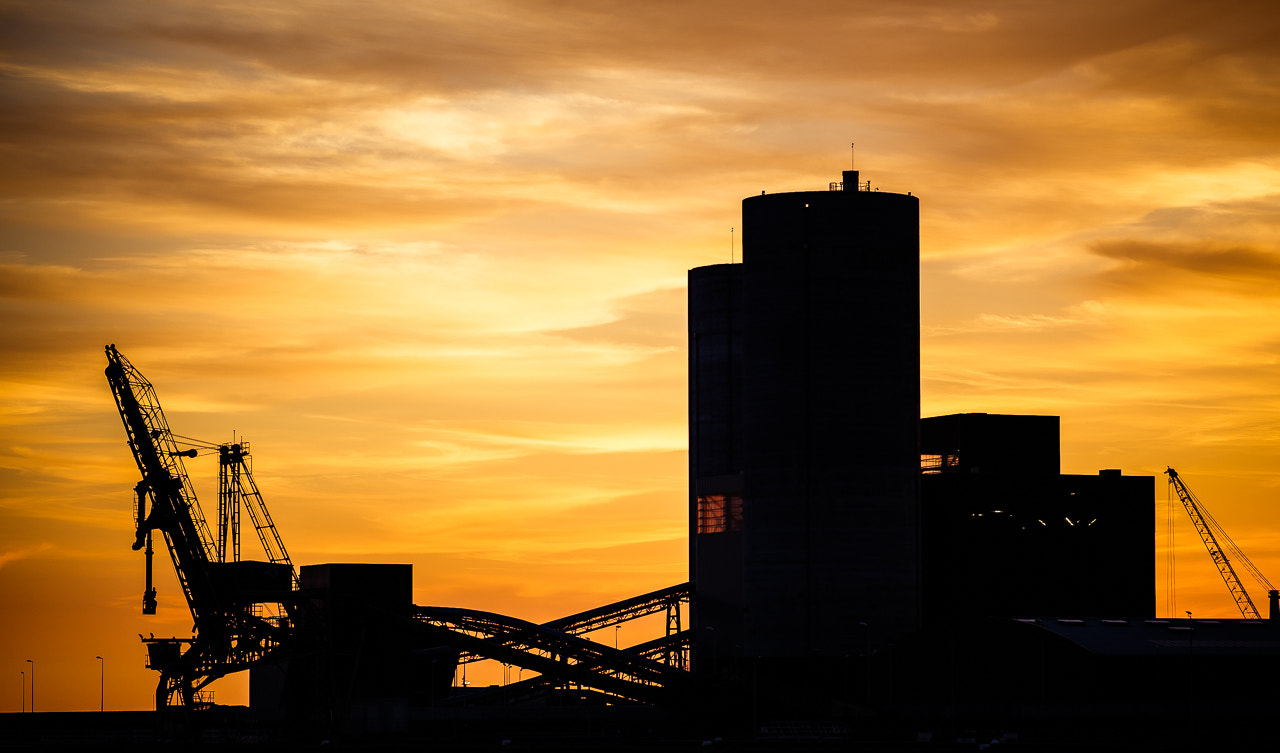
(20, 671, 24, 713)
(1185, 610, 1194, 716)
(96, 656, 104, 712)
(752, 656, 759, 739)
(614, 624, 620, 650)
(25, 660, 32, 713)
(858, 622, 871, 705)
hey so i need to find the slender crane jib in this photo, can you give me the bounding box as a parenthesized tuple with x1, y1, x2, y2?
(105, 345, 217, 622)
(1165, 467, 1279, 620)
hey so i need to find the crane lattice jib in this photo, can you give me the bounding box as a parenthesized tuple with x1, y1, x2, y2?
(105, 346, 219, 619)
(1166, 467, 1260, 619)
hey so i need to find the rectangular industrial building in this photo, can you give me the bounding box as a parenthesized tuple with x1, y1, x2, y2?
(920, 413, 1155, 623)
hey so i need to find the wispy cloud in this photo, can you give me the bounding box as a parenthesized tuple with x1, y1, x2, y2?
(0, 542, 53, 569)
(926, 300, 1109, 335)
(1091, 239, 1280, 296)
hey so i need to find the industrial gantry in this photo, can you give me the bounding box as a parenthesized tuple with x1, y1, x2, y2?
(104, 345, 691, 716)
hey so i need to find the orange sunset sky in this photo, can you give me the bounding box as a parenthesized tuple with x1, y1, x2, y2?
(3, 0, 1280, 712)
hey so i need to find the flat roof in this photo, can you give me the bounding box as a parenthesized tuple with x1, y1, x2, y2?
(1010, 617, 1280, 656)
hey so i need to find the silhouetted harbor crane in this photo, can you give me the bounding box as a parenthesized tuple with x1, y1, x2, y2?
(105, 345, 296, 709)
(1166, 467, 1278, 619)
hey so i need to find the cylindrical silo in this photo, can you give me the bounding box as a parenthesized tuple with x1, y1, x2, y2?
(689, 170, 920, 663)
(688, 263, 746, 662)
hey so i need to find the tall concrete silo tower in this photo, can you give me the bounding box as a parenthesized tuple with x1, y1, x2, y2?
(689, 168, 920, 668)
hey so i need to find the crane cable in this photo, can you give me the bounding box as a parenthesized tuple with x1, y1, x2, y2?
(1193, 487, 1276, 592)
(169, 433, 221, 451)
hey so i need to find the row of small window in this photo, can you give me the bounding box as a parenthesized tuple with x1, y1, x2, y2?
(696, 494, 744, 534)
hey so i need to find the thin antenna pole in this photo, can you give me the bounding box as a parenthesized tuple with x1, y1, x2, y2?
(851, 142, 855, 169)
(730, 227, 735, 264)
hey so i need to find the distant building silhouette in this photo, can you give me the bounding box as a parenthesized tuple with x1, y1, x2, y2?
(920, 412, 1154, 623)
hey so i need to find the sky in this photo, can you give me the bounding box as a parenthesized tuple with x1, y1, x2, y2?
(3, 0, 1280, 712)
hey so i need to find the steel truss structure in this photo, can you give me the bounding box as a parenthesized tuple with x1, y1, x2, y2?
(217, 442, 295, 579)
(414, 589, 692, 705)
(455, 582, 691, 668)
(437, 628, 692, 706)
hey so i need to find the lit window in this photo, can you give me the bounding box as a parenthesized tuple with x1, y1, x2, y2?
(697, 494, 743, 534)
(920, 453, 960, 474)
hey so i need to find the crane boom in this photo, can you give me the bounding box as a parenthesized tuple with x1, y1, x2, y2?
(105, 345, 218, 619)
(1165, 467, 1262, 619)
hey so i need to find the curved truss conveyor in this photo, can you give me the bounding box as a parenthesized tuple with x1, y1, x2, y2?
(434, 628, 693, 707)
(413, 585, 692, 706)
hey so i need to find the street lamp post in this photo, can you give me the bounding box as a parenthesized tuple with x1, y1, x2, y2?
(20, 671, 24, 713)
(752, 656, 759, 739)
(25, 660, 32, 713)
(1185, 610, 1194, 718)
(96, 656, 104, 712)
(858, 622, 871, 705)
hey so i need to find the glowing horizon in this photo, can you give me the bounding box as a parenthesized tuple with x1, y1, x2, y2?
(4, 0, 1280, 711)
